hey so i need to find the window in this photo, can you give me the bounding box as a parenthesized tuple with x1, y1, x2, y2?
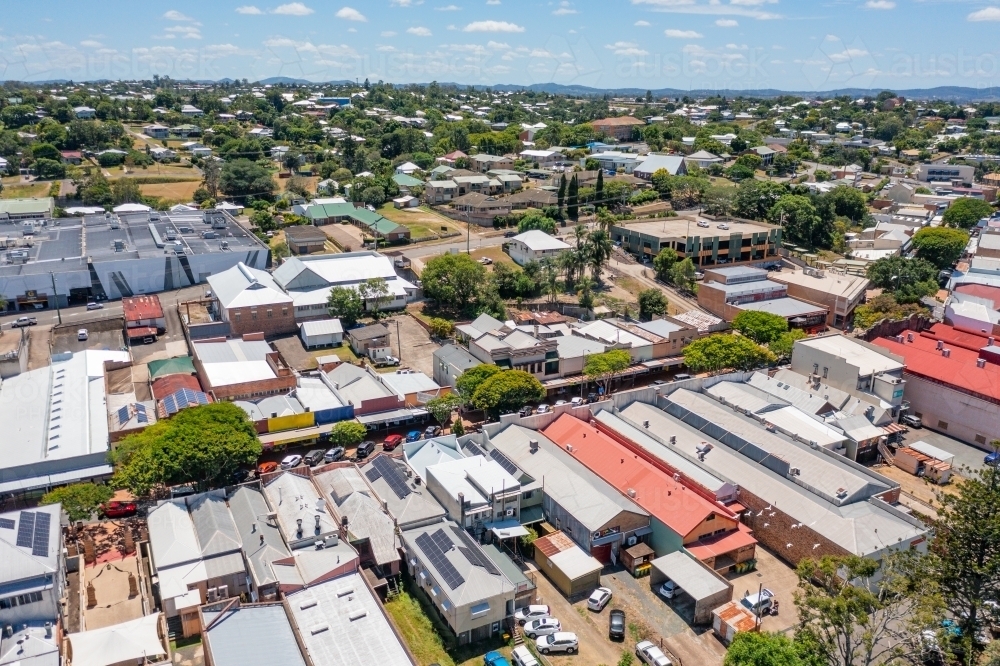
(522, 490, 533, 500)
(267, 309, 273, 318)
(0, 591, 42, 609)
(282, 307, 288, 316)
(251, 309, 257, 320)
(938, 421, 949, 430)
(234, 311, 241, 321)
(976, 435, 987, 445)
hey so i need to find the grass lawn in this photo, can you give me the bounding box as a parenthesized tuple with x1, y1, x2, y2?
(108, 164, 199, 179)
(1, 182, 51, 199)
(470, 246, 515, 268)
(139, 180, 202, 203)
(614, 275, 644, 296)
(378, 204, 461, 240)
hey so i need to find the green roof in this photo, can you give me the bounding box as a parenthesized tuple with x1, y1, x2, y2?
(370, 218, 407, 235)
(305, 202, 358, 220)
(306, 202, 406, 236)
(147, 356, 196, 380)
(393, 173, 423, 187)
(0, 198, 53, 215)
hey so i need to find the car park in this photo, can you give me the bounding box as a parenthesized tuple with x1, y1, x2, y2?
(536, 632, 578, 655)
(257, 461, 279, 474)
(588, 586, 613, 611)
(383, 434, 403, 450)
(636, 640, 673, 666)
(101, 501, 138, 519)
(323, 447, 346, 463)
(510, 646, 539, 666)
(406, 430, 422, 442)
(280, 454, 302, 469)
(303, 449, 326, 466)
(424, 425, 442, 438)
(86, 302, 103, 310)
(356, 440, 376, 459)
(483, 651, 510, 666)
(609, 609, 626, 641)
(515, 605, 551, 625)
(658, 580, 678, 599)
(77, 328, 89, 341)
(524, 617, 561, 639)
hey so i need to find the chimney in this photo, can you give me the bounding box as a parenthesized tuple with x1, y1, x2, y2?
(296, 518, 303, 537)
(906, 332, 914, 342)
(977, 358, 987, 368)
(991, 337, 996, 346)
(936, 340, 944, 350)
(314, 514, 321, 529)
(259, 534, 265, 546)
(44, 623, 51, 639)
(943, 349, 951, 358)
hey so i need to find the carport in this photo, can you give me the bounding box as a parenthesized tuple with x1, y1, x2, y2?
(649, 550, 733, 624)
(533, 531, 603, 599)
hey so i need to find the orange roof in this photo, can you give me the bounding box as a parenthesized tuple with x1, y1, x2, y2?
(715, 601, 759, 633)
(591, 116, 645, 127)
(122, 294, 164, 322)
(542, 414, 734, 539)
(685, 523, 756, 561)
(534, 531, 576, 558)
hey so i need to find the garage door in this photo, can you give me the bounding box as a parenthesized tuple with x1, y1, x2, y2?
(591, 543, 612, 564)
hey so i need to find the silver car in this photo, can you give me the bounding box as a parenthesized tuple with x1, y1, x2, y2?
(524, 617, 561, 639)
(636, 640, 673, 666)
(536, 632, 578, 655)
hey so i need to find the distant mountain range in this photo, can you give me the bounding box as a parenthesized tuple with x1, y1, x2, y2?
(7, 77, 1000, 101)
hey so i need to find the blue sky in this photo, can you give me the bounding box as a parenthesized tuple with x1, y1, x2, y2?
(3, 0, 1000, 91)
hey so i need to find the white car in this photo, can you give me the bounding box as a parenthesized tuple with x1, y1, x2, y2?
(535, 404, 551, 415)
(536, 632, 578, 655)
(511, 645, 539, 666)
(280, 454, 302, 469)
(514, 605, 551, 625)
(658, 580, 678, 599)
(77, 328, 89, 341)
(86, 302, 103, 310)
(636, 640, 673, 666)
(524, 617, 561, 639)
(697, 220, 710, 228)
(587, 586, 612, 611)
(717, 223, 730, 230)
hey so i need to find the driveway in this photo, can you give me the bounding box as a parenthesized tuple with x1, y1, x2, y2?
(388, 314, 440, 377)
(898, 428, 988, 473)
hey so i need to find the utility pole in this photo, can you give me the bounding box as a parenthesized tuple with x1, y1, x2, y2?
(48, 272, 62, 325)
(395, 318, 402, 362)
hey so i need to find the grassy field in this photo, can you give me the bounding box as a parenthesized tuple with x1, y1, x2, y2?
(378, 204, 460, 240)
(105, 164, 199, 179)
(0, 182, 51, 199)
(139, 181, 202, 202)
(470, 246, 515, 267)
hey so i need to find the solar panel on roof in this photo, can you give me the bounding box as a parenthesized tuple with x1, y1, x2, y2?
(137, 411, 148, 424)
(135, 403, 146, 414)
(450, 526, 501, 575)
(464, 441, 485, 457)
(32, 512, 51, 557)
(117, 405, 130, 424)
(489, 449, 519, 476)
(415, 532, 464, 590)
(16, 512, 35, 548)
(430, 528, 454, 552)
(372, 456, 411, 500)
(365, 466, 382, 482)
(0, 518, 14, 529)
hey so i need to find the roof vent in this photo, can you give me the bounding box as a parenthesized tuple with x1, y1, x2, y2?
(936, 340, 944, 350)
(907, 332, 914, 343)
(942, 349, 951, 358)
(627, 488, 637, 498)
(337, 586, 355, 597)
(348, 610, 368, 621)
(565, 444, 574, 453)
(669, 435, 676, 445)
(310, 624, 329, 635)
(529, 439, 539, 452)
(977, 358, 987, 368)
(299, 599, 318, 610)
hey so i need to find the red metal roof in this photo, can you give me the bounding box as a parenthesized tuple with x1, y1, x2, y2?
(685, 523, 756, 561)
(873, 325, 1000, 403)
(122, 295, 164, 322)
(921, 323, 993, 352)
(542, 414, 736, 539)
(955, 284, 1000, 306)
(125, 326, 158, 339)
(151, 373, 202, 400)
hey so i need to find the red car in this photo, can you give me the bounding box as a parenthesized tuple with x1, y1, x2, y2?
(101, 501, 138, 519)
(258, 461, 279, 475)
(383, 434, 404, 451)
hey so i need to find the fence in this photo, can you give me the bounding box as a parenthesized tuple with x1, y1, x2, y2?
(858, 313, 933, 342)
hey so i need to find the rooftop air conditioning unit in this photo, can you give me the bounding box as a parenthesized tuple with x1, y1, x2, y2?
(505, 508, 514, 517)
(206, 587, 218, 602)
(627, 536, 637, 547)
(217, 585, 228, 599)
(943, 349, 951, 358)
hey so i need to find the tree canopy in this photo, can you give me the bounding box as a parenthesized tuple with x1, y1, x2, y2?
(865, 255, 938, 304)
(426, 393, 463, 425)
(327, 286, 365, 327)
(682, 334, 775, 373)
(637, 289, 669, 321)
(110, 403, 261, 496)
(723, 632, 806, 666)
(328, 421, 368, 447)
(732, 310, 789, 345)
(942, 197, 994, 230)
(219, 159, 276, 201)
(420, 253, 488, 315)
(40, 483, 114, 522)
(470, 369, 545, 417)
(911, 226, 968, 269)
(583, 349, 632, 395)
(456, 364, 503, 402)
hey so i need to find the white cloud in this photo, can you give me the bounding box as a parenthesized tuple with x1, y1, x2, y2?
(824, 34, 839, 41)
(165, 25, 202, 39)
(235, 5, 263, 13)
(828, 47, 868, 62)
(336, 6, 368, 21)
(436, 4, 461, 9)
(634, 19, 651, 26)
(730, 0, 777, 5)
(381, 30, 397, 36)
(163, 10, 197, 21)
(715, 18, 738, 26)
(605, 40, 648, 56)
(726, 43, 748, 50)
(80, 40, 102, 48)
(486, 0, 501, 4)
(377, 45, 396, 51)
(631, 0, 780, 20)
(968, 6, 1000, 21)
(553, 1, 576, 14)
(486, 40, 510, 48)
(664, 28, 702, 38)
(272, 2, 314, 15)
(463, 19, 525, 31)
(865, 0, 895, 8)
(407, 26, 433, 35)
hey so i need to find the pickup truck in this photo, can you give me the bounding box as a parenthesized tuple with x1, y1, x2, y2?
(10, 317, 38, 328)
(372, 354, 400, 368)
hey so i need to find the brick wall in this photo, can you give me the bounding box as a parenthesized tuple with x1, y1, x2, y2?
(226, 304, 297, 337)
(737, 491, 849, 567)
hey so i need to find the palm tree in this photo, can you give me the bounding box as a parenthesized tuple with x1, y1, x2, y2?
(541, 259, 560, 304)
(586, 229, 613, 284)
(576, 275, 595, 309)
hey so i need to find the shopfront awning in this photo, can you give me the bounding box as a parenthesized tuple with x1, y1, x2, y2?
(356, 408, 428, 426)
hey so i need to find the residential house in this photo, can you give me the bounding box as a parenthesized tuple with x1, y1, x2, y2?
(506, 230, 571, 266)
(143, 124, 169, 139)
(432, 344, 480, 389)
(207, 263, 296, 337)
(590, 116, 645, 141)
(519, 149, 563, 166)
(632, 155, 687, 179)
(181, 105, 203, 117)
(395, 161, 420, 175)
(685, 150, 723, 169)
(425, 180, 458, 204)
(450, 193, 512, 225)
(347, 323, 391, 356)
(74, 106, 96, 119)
(470, 154, 513, 173)
(149, 146, 176, 162)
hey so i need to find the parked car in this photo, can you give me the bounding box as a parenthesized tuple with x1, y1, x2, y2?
(571, 397, 584, 406)
(554, 399, 568, 406)
(383, 434, 403, 451)
(609, 609, 626, 641)
(77, 328, 89, 341)
(986, 451, 1000, 466)
(536, 632, 578, 655)
(86, 302, 103, 310)
(257, 461, 279, 475)
(303, 449, 326, 466)
(636, 640, 673, 666)
(170, 485, 196, 498)
(658, 580, 678, 599)
(280, 454, 302, 469)
(536, 404, 551, 415)
(323, 447, 346, 463)
(510, 646, 539, 666)
(717, 223, 730, 230)
(101, 501, 138, 519)
(518, 406, 533, 417)
(740, 588, 775, 615)
(902, 415, 922, 429)
(515, 605, 551, 625)
(586, 392, 597, 403)
(479, 257, 493, 265)
(588, 587, 613, 611)
(356, 440, 376, 459)
(672, 373, 692, 382)
(483, 651, 510, 666)
(697, 220, 710, 228)
(406, 430, 422, 442)
(424, 425, 442, 438)
(10, 316, 37, 328)
(524, 618, 561, 639)
(504, 230, 518, 238)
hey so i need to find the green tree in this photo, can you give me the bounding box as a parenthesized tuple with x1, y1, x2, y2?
(40, 483, 114, 522)
(202, 158, 222, 198)
(110, 403, 261, 496)
(78, 171, 114, 206)
(724, 632, 804, 666)
(577, 274, 596, 309)
(31, 143, 61, 161)
(587, 229, 613, 282)
(584, 349, 632, 396)
(595, 168, 605, 207)
(682, 334, 775, 373)
(567, 173, 579, 221)
(670, 257, 698, 294)
(111, 178, 142, 205)
(733, 179, 787, 220)
(517, 211, 557, 234)
(732, 310, 789, 345)
(637, 289, 668, 321)
(557, 173, 567, 211)
(471, 369, 546, 417)
(942, 197, 994, 229)
(456, 364, 502, 403)
(769, 194, 830, 249)
(327, 286, 366, 327)
(911, 226, 969, 269)
(359, 277, 392, 316)
(426, 393, 463, 426)
(220, 159, 276, 200)
(653, 247, 678, 282)
(769, 329, 807, 360)
(825, 186, 868, 223)
(865, 255, 938, 303)
(420, 253, 488, 314)
(250, 209, 276, 232)
(703, 186, 735, 217)
(34, 158, 66, 180)
(328, 420, 367, 448)
(428, 317, 455, 338)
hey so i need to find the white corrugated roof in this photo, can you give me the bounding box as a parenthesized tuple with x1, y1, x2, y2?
(512, 230, 571, 252)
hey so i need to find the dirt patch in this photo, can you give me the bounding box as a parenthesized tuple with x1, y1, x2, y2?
(320, 222, 365, 251)
(387, 313, 440, 377)
(873, 462, 963, 509)
(28, 325, 52, 370)
(139, 180, 202, 203)
(270, 333, 359, 372)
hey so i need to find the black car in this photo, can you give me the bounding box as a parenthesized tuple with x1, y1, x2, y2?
(518, 406, 533, 417)
(504, 230, 518, 238)
(609, 609, 626, 641)
(424, 425, 442, 438)
(586, 392, 597, 404)
(303, 449, 326, 466)
(356, 440, 376, 459)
